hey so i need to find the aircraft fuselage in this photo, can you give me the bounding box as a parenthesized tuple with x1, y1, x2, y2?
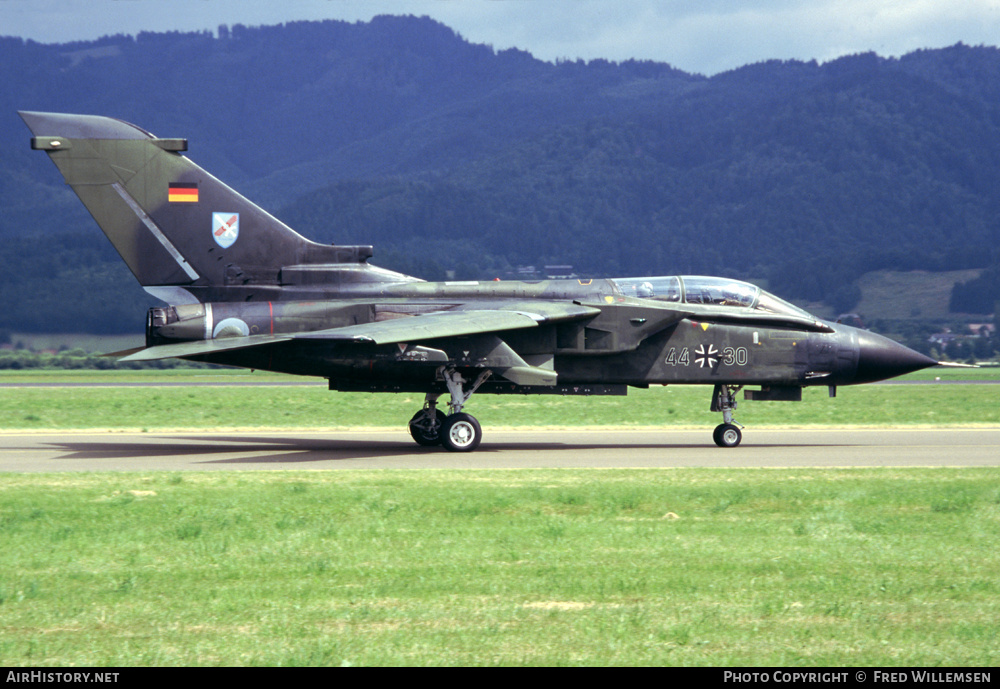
(146, 279, 929, 396)
(21, 110, 945, 451)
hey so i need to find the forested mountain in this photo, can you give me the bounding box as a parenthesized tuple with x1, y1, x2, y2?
(1, 15, 998, 335)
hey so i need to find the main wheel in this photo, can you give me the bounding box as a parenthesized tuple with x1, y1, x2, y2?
(713, 423, 742, 448)
(440, 413, 482, 452)
(408, 409, 446, 446)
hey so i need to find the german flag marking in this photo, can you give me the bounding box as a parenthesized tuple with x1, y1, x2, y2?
(168, 183, 199, 203)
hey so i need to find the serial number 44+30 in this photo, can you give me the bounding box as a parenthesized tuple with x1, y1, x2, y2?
(664, 346, 749, 368)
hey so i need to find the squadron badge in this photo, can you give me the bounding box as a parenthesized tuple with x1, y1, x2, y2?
(212, 212, 239, 248)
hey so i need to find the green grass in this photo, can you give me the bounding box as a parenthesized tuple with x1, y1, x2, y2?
(0, 368, 296, 385)
(0, 468, 997, 666)
(899, 366, 999, 381)
(0, 368, 996, 431)
(2, 369, 997, 665)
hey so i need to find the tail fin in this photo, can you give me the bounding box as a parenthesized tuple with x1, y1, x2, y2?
(20, 111, 366, 300)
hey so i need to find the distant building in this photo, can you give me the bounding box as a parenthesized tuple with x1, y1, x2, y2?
(544, 265, 576, 279)
(930, 324, 995, 346)
(511, 264, 576, 280)
(928, 330, 960, 347)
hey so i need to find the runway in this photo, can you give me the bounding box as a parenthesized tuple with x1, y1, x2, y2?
(1, 428, 998, 472)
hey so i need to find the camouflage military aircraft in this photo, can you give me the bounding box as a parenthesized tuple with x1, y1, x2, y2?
(21, 111, 946, 451)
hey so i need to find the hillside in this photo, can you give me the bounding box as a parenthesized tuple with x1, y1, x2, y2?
(1, 16, 998, 337)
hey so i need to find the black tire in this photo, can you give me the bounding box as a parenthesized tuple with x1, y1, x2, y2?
(713, 423, 742, 448)
(408, 409, 446, 446)
(440, 413, 482, 452)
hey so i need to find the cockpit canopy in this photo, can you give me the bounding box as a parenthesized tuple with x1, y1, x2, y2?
(610, 275, 815, 321)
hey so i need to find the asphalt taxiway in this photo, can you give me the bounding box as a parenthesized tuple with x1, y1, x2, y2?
(1, 428, 997, 472)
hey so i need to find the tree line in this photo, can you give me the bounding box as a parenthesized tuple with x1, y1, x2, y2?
(1, 19, 998, 337)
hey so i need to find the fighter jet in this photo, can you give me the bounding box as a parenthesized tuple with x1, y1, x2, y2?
(20, 111, 945, 451)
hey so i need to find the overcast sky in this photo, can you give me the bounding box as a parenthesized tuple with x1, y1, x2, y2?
(3, 0, 999, 75)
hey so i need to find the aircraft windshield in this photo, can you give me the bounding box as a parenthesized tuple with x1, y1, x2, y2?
(610, 275, 816, 320)
(752, 290, 815, 320)
(610, 276, 682, 301)
(680, 276, 757, 307)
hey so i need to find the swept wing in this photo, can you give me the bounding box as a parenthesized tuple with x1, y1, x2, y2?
(122, 301, 603, 362)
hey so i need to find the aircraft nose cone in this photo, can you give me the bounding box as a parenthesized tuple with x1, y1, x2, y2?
(853, 330, 938, 384)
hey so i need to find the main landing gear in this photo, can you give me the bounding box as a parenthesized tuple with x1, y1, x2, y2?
(711, 384, 744, 448)
(408, 367, 491, 452)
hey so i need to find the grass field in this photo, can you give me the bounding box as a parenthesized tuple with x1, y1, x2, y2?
(1, 369, 997, 666)
(0, 367, 997, 432)
(1, 468, 997, 666)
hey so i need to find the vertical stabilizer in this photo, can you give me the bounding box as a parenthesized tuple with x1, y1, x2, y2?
(20, 111, 349, 296)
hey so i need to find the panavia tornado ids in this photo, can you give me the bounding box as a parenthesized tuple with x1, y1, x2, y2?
(21, 111, 947, 451)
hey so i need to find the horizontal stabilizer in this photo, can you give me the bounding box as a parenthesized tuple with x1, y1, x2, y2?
(118, 334, 294, 362)
(102, 347, 146, 358)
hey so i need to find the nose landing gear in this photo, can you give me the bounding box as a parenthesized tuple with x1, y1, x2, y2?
(711, 384, 744, 448)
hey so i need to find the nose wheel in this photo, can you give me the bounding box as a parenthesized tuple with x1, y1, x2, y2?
(713, 423, 742, 448)
(710, 384, 744, 448)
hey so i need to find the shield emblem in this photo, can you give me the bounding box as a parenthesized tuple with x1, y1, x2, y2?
(212, 213, 239, 248)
